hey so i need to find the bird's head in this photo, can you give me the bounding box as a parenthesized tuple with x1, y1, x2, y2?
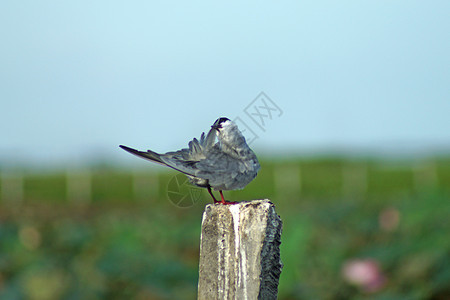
(211, 117, 246, 148)
(211, 117, 232, 131)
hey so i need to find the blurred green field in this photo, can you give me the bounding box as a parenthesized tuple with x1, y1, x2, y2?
(0, 157, 449, 299)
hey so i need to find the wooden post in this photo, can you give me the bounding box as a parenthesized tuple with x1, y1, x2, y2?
(198, 199, 283, 300)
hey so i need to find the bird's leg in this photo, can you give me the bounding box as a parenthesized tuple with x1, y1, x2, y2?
(219, 190, 237, 205)
(219, 190, 226, 204)
(207, 186, 219, 203)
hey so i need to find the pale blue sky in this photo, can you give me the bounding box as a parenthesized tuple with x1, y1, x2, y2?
(1, 1, 449, 166)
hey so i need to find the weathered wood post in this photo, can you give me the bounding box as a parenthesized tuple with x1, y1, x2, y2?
(198, 199, 283, 300)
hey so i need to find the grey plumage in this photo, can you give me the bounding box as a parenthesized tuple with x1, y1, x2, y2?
(120, 117, 260, 204)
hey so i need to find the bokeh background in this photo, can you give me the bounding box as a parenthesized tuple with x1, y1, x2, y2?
(1, 1, 449, 299)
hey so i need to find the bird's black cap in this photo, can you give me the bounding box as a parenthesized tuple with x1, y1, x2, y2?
(217, 117, 230, 124)
(212, 117, 230, 130)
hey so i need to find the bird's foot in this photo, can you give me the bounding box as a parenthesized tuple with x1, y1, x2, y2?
(215, 199, 238, 205)
(216, 190, 238, 205)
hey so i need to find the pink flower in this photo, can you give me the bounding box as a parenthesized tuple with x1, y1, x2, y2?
(342, 259, 387, 293)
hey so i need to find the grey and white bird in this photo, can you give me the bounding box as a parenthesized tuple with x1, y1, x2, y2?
(120, 117, 260, 204)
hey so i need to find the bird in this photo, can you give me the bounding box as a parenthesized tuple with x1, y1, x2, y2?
(120, 117, 260, 205)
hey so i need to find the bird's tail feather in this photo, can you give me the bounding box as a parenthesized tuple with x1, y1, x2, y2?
(119, 145, 166, 166)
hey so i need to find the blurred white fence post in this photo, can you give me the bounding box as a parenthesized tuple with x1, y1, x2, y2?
(413, 161, 438, 191)
(198, 199, 283, 300)
(132, 170, 159, 202)
(1, 171, 24, 204)
(274, 164, 301, 198)
(66, 169, 91, 204)
(342, 163, 368, 197)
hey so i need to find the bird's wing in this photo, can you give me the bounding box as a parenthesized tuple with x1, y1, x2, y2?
(195, 148, 244, 188)
(196, 147, 241, 172)
(160, 149, 240, 189)
(155, 130, 215, 174)
(121, 128, 219, 178)
(160, 143, 235, 175)
(202, 127, 217, 150)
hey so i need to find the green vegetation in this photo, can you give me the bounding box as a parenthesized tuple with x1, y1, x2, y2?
(0, 157, 449, 299)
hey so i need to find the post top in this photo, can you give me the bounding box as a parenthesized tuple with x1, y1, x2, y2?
(204, 199, 273, 210)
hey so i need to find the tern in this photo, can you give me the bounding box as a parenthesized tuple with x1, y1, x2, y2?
(120, 117, 260, 204)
